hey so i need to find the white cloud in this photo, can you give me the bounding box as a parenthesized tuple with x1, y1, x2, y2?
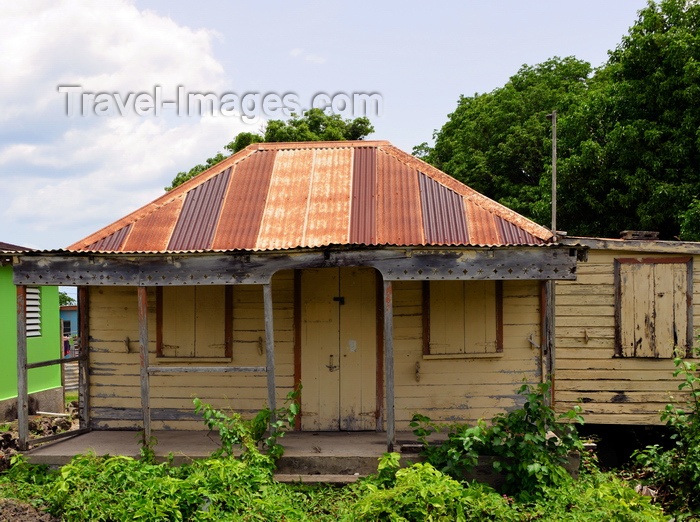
(0, 0, 260, 249)
(289, 47, 304, 57)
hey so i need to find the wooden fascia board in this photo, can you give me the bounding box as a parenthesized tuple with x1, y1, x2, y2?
(561, 237, 700, 255)
(12, 246, 579, 286)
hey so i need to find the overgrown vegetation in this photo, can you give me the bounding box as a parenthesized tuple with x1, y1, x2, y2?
(632, 349, 700, 516)
(193, 387, 300, 462)
(0, 382, 684, 520)
(411, 382, 584, 499)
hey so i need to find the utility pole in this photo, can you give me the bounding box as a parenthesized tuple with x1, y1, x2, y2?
(548, 110, 557, 237)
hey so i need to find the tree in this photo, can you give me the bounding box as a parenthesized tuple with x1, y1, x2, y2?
(416, 57, 591, 227)
(418, 0, 700, 240)
(558, 0, 700, 239)
(59, 291, 76, 306)
(165, 109, 374, 190)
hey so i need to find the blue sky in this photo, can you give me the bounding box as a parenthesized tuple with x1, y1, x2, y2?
(0, 0, 648, 250)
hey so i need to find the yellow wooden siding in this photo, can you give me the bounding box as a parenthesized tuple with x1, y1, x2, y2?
(88, 271, 295, 430)
(393, 280, 542, 430)
(88, 271, 542, 431)
(555, 250, 698, 425)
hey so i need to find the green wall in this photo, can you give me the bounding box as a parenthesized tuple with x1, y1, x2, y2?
(0, 265, 62, 401)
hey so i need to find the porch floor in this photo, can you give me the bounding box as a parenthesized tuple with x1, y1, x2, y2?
(25, 431, 421, 481)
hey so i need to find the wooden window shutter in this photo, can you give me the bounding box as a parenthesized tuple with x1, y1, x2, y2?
(615, 258, 692, 358)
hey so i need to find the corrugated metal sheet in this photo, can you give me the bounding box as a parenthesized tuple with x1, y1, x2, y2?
(256, 149, 315, 250)
(418, 172, 469, 245)
(496, 217, 539, 245)
(0, 241, 31, 252)
(122, 196, 185, 252)
(376, 149, 424, 246)
(167, 168, 231, 251)
(212, 149, 276, 250)
(66, 140, 554, 253)
(464, 199, 498, 246)
(349, 147, 377, 245)
(86, 224, 131, 251)
(303, 147, 353, 247)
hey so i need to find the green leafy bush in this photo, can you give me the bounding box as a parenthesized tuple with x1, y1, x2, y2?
(193, 386, 300, 462)
(632, 350, 700, 515)
(410, 381, 584, 498)
(347, 453, 514, 521)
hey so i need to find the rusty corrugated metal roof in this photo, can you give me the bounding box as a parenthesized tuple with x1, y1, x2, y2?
(0, 241, 31, 252)
(67, 140, 555, 253)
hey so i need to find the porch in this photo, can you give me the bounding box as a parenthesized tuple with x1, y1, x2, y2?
(25, 430, 421, 483)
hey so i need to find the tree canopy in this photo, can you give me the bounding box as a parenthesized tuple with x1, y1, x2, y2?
(165, 109, 374, 190)
(418, 0, 700, 240)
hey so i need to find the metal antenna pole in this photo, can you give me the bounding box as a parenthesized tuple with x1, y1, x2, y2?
(550, 110, 557, 237)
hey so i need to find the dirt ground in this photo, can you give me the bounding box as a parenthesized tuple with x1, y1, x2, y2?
(0, 499, 59, 522)
(0, 402, 79, 522)
(0, 411, 76, 473)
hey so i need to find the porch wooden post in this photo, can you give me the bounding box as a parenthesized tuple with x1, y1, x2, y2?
(544, 280, 556, 404)
(137, 287, 151, 441)
(16, 285, 29, 451)
(263, 283, 277, 415)
(78, 286, 90, 429)
(383, 280, 396, 451)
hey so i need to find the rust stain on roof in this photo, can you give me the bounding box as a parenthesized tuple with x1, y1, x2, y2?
(256, 148, 315, 250)
(303, 147, 353, 248)
(122, 196, 185, 252)
(66, 140, 554, 253)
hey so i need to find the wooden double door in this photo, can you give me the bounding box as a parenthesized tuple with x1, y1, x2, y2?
(300, 267, 378, 431)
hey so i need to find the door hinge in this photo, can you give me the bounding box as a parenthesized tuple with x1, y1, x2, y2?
(332, 296, 345, 305)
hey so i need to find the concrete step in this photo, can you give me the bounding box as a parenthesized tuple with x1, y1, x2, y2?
(274, 473, 361, 485)
(276, 454, 379, 476)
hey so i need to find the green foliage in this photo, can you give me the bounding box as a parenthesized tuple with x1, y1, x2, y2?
(164, 152, 227, 191)
(420, 0, 700, 239)
(349, 455, 514, 521)
(632, 349, 700, 515)
(411, 382, 584, 499)
(165, 109, 374, 190)
(58, 291, 75, 306)
(193, 386, 300, 462)
(418, 56, 591, 227)
(259, 108, 374, 144)
(526, 472, 665, 521)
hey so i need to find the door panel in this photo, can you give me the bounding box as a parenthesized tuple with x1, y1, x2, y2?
(301, 267, 377, 431)
(339, 267, 377, 430)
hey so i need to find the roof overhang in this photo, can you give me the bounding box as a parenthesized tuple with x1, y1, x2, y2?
(13, 245, 582, 286)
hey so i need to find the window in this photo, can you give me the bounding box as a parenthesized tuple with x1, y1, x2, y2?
(615, 258, 692, 358)
(156, 286, 232, 359)
(424, 280, 503, 357)
(26, 287, 41, 337)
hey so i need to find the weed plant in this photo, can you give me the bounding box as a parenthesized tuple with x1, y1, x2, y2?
(632, 349, 700, 517)
(410, 381, 584, 499)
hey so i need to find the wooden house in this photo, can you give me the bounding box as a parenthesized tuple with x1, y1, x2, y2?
(1, 241, 62, 420)
(555, 234, 699, 426)
(11, 141, 579, 448)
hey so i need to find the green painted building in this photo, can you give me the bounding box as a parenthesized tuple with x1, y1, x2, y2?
(1, 245, 62, 418)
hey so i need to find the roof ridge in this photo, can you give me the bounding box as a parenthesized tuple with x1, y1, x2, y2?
(378, 144, 554, 242)
(255, 140, 390, 150)
(66, 146, 260, 250)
